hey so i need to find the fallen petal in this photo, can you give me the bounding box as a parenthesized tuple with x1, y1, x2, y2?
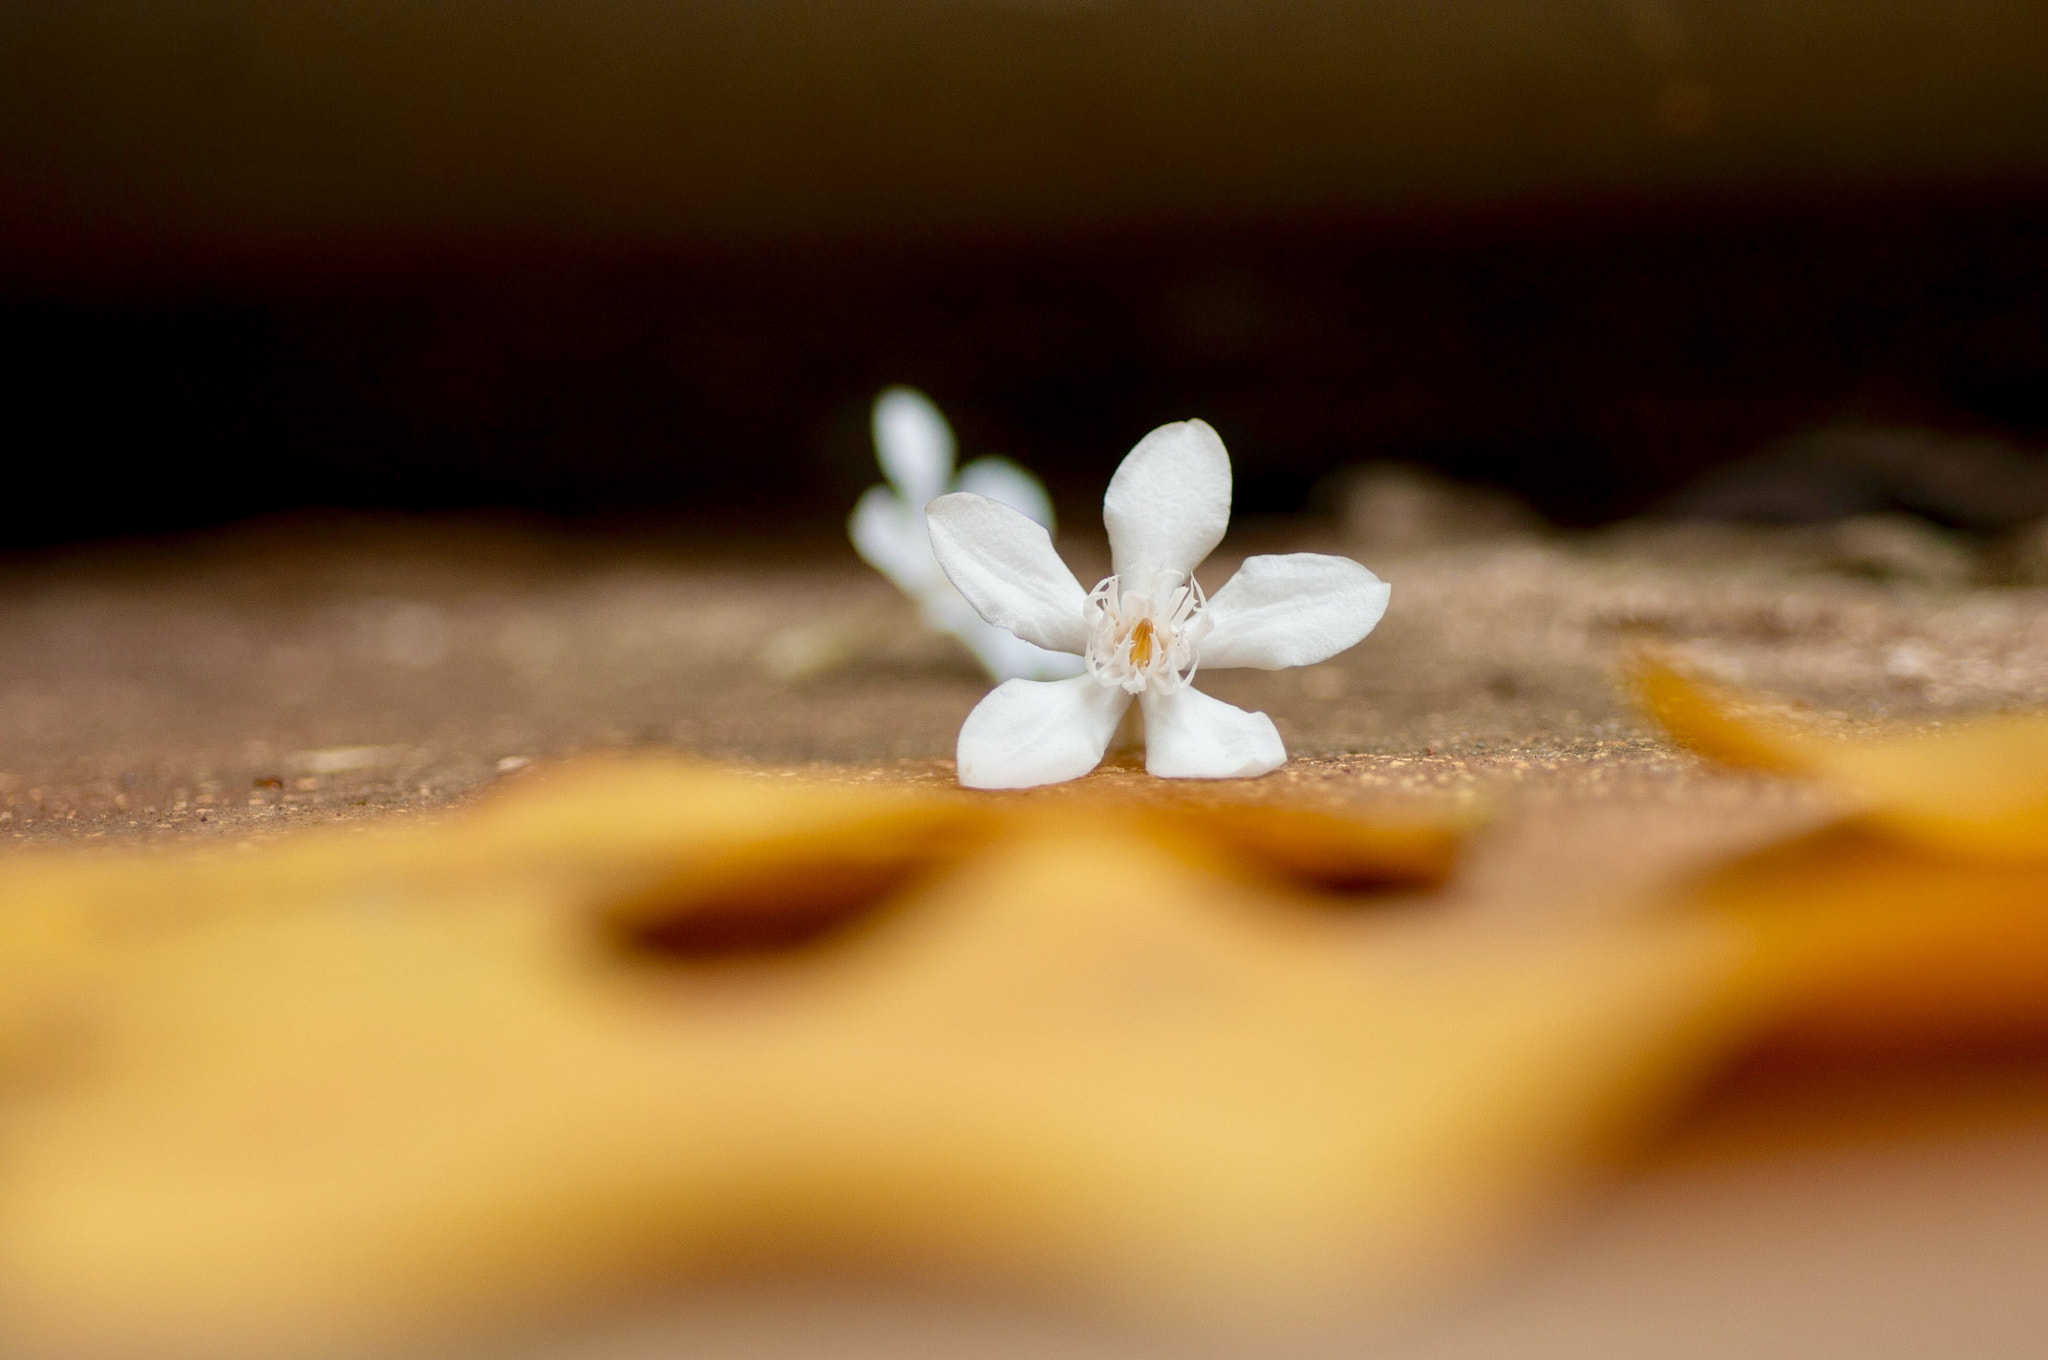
(849, 485, 946, 598)
(1203, 553, 1390, 670)
(1104, 420, 1232, 584)
(956, 675, 1130, 788)
(1140, 685, 1286, 780)
(927, 493, 1091, 655)
(872, 386, 956, 507)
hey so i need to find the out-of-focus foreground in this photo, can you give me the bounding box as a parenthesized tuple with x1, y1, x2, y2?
(2, 507, 2048, 1357)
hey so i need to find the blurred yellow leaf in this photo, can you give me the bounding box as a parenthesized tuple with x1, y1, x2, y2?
(1636, 659, 2048, 860)
(0, 759, 1748, 1356)
(1636, 659, 2048, 1055)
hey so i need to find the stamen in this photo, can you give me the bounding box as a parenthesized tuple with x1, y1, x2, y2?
(1082, 571, 1210, 694)
(1128, 618, 1155, 669)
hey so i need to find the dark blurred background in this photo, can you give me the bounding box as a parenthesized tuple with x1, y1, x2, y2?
(3, 0, 2045, 548)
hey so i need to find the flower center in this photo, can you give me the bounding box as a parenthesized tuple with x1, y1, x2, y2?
(1127, 618, 1155, 669)
(1083, 571, 1210, 694)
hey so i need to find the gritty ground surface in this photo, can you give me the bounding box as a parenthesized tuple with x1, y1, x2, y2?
(3, 509, 2041, 850)
(6, 510, 2048, 1358)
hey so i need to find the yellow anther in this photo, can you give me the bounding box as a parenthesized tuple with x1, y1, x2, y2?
(1128, 618, 1155, 669)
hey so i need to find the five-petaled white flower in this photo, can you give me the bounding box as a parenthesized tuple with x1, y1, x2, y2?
(928, 419, 1389, 788)
(850, 387, 1084, 682)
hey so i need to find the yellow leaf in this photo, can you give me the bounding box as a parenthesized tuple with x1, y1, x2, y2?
(1637, 659, 2048, 1053)
(1635, 658, 2048, 861)
(0, 760, 1747, 1355)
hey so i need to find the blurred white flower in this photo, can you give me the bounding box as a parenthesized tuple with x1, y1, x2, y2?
(927, 419, 1390, 789)
(850, 387, 1084, 681)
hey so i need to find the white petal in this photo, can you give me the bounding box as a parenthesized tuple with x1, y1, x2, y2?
(1140, 686, 1285, 779)
(1103, 419, 1232, 583)
(956, 617, 1089, 682)
(872, 386, 955, 507)
(956, 676, 1131, 789)
(1201, 553, 1391, 670)
(955, 455, 1056, 530)
(849, 485, 946, 598)
(926, 493, 1090, 655)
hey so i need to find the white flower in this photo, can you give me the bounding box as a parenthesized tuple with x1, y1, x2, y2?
(927, 419, 1390, 788)
(849, 387, 1085, 682)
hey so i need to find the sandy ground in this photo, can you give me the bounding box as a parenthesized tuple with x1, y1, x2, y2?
(5, 508, 2041, 841)
(5, 508, 2048, 1357)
